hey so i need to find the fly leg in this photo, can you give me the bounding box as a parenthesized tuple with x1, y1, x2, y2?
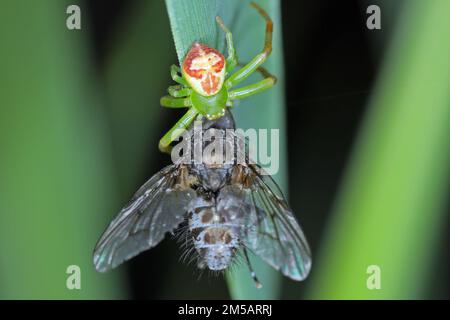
(242, 247, 262, 289)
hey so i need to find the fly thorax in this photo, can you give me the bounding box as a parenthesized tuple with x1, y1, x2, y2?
(191, 165, 230, 192)
(201, 167, 229, 191)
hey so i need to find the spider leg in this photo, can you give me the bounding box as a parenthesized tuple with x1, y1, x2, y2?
(237, 63, 271, 79)
(171, 64, 188, 86)
(216, 16, 237, 74)
(159, 108, 198, 154)
(228, 77, 276, 100)
(228, 64, 276, 100)
(168, 85, 192, 98)
(160, 95, 191, 108)
(225, 2, 273, 88)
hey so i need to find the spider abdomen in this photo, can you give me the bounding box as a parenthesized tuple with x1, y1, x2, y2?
(182, 42, 226, 97)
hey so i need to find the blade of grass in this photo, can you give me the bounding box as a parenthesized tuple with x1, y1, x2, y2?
(166, 0, 222, 63)
(0, 0, 123, 298)
(104, 0, 175, 192)
(164, 0, 287, 299)
(308, 0, 450, 299)
(221, 0, 288, 300)
(99, 0, 176, 298)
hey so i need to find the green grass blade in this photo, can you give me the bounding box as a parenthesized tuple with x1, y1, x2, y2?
(104, 0, 175, 188)
(166, 0, 222, 63)
(0, 0, 123, 298)
(308, 0, 450, 299)
(164, 0, 287, 299)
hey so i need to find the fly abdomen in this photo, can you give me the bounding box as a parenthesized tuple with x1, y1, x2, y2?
(188, 205, 239, 271)
(195, 227, 238, 270)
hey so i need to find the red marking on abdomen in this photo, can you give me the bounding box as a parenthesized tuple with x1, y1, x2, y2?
(183, 43, 225, 80)
(201, 73, 219, 94)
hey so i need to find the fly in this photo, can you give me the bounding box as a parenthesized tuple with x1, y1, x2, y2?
(93, 112, 311, 287)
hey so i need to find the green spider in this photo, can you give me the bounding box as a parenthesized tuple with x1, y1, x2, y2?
(159, 2, 277, 153)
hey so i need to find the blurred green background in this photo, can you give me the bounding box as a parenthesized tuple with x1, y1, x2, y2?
(0, 0, 448, 299)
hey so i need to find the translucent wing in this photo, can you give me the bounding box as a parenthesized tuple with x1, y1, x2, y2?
(93, 165, 196, 272)
(218, 165, 311, 281)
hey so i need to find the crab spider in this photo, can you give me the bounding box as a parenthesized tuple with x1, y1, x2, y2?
(159, 2, 277, 153)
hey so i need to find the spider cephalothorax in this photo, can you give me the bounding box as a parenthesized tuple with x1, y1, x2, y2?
(159, 2, 277, 153)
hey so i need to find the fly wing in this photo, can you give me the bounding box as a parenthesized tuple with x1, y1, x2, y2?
(218, 165, 311, 281)
(93, 165, 196, 272)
